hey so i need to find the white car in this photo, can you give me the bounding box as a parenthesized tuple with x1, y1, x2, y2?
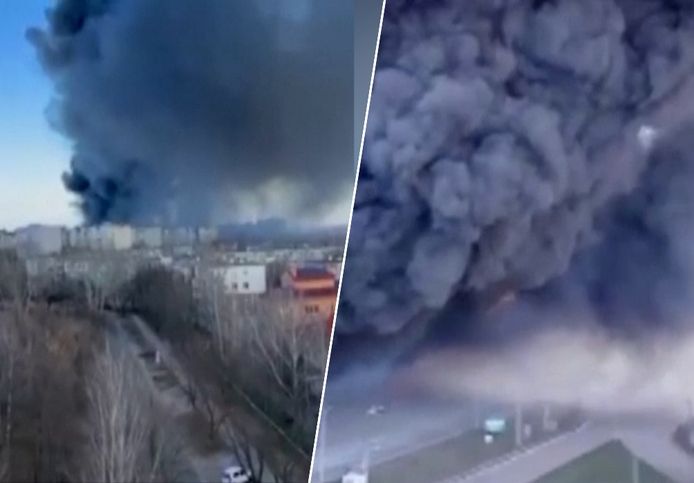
(221, 465, 251, 483)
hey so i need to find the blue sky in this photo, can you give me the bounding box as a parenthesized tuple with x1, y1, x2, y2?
(0, 0, 79, 230)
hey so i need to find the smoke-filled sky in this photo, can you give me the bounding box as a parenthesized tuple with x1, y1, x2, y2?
(27, 0, 355, 226)
(340, 0, 694, 336)
(329, 0, 694, 417)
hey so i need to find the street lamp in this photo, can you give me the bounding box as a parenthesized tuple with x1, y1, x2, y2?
(360, 404, 386, 480)
(515, 403, 523, 447)
(318, 404, 331, 483)
(361, 438, 381, 481)
(631, 454, 640, 483)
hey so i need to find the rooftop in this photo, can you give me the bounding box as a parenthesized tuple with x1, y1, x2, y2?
(292, 266, 335, 281)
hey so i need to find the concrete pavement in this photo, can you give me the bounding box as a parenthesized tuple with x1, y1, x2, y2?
(620, 424, 694, 482)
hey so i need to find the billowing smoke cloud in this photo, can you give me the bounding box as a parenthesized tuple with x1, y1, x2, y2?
(406, 326, 694, 416)
(29, 0, 353, 224)
(340, 0, 694, 334)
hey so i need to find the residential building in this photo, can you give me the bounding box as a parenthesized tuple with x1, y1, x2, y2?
(15, 225, 63, 255)
(106, 224, 135, 250)
(287, 265, 338, 326)
(211, 264, 267, 295)
(66, 224, 135, 251)
(163, 227, 195, 247)
(134, 227, 163, 248)
(0, 230, 16, 250)
(196, 227, 218, 244)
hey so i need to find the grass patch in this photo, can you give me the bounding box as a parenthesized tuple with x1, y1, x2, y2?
(367, 409, 582, 483)
(533, 441, 674, 483)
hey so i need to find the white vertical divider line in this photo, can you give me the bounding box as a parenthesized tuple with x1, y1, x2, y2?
(308, 0, 388, 481)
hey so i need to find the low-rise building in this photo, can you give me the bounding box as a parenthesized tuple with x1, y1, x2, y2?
(287, 266, 337, 326)
(211, 264, 267, 295)
(0, 230, 17, 251)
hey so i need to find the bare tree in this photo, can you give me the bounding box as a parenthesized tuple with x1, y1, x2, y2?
(80, 259, 131, 313)
(0, 250, 31, 319)
(82, 278, 108, 313)
(223, 424, 266, 483)
(193, 287, 327, 447)
(182, 378, 227, 442)
(0, 250, 35, 483)
(126, 266, 195, 337)
(0, 314, 18, 483)
(245, 296, 326, 432)
(197, 267, 250, 359)
(82, 341, 163, 483)
(0, 302, 95, 482)
(223, 422, 297, 483)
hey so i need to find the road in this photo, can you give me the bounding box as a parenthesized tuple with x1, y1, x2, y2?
(109, 314, 272, 483)
(316, 387, 693, 483)
(313, 379, 508, 482)
(619, 421, 694, 483)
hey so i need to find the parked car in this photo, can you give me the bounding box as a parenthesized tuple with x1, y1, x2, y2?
(221, 465, 251, 483)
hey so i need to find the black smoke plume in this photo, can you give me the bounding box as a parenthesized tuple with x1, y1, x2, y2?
(340, 0, 694, 336)
(29, 0, 353, 225)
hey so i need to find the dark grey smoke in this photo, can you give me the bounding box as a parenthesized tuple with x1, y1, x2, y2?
(29, 0, 353, 224)
(340, 0, 694, 334)
(355, 0, 384, 162)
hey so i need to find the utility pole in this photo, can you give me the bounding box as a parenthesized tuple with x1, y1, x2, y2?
(542, 403, 550, 431)
(631, 454, 640, 483)
(515, 403, 523, 447)
(319, 405, 330, 483)
(362, 439, 379, 483)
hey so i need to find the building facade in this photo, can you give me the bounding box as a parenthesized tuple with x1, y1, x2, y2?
(134, 227, 163, 249)
(287, 266, 338, 326)
(66, 224, 135, 251)
(16, 225, 63, 255)
(212, 264, 267, 295)
(0, 231, 17, 251)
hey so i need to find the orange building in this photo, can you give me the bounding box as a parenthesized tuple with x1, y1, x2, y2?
(288, 266, 338, 330)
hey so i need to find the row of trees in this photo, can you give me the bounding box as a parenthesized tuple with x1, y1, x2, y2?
(1, 249, 329, 479)
(125, 264, 329, 453)
(84, 342, 190, 482)
(0, 251, 190, 482)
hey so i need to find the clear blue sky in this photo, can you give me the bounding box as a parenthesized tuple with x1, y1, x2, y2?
(0, 0, 79, 230)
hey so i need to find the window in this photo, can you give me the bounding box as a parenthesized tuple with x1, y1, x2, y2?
(243, 282, 249, 289)
(232, 282, 238, 290)
(305, 305, 319, 314)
